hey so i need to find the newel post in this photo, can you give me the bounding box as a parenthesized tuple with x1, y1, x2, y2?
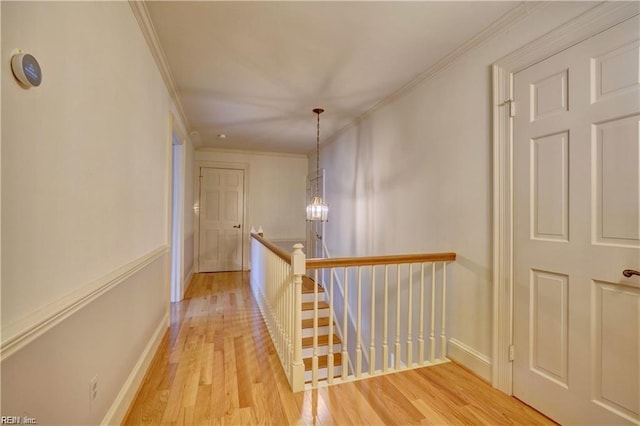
(291, 243, 305, 391)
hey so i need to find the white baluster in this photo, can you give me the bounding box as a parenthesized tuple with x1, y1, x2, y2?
(395, 265, 401, 370)
(328, 268, 335, 384)
(342, 268, 349, 380)
(383, 265, 389, 373)
(276, 261, 281, 357)
(279, 260, 283, 357)
(356, 266, 362, 378)
(286, 265, 291, 377)
(369, 265, 376, 375)
(440, 262, 447, 360)
(291, 244, 305, 391)
(430, 262, 436, 363)
(312, 269, 319, 386)
(419, 263, 425, 364)
(407, 264, 413, 368)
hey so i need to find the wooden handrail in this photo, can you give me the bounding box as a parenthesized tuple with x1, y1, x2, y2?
(252, 232, 456, 269)
(306, 252, 456, 269)
(251, 233, 292, 264)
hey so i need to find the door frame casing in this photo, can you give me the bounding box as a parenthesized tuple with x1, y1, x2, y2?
(170, 136, 185, 302)
(491, 2, 639, 394)
(194, 161, 250, 273)
(167, 112, 189, 305)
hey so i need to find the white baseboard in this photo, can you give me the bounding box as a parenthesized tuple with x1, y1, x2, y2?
(182, 266, 195, 297)
(101, 311, 168, 425)
(448, 338, 491, 382)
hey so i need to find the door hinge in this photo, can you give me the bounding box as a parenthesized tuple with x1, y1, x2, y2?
(508, 345, 515, 362)
(507, 99, 515, 117)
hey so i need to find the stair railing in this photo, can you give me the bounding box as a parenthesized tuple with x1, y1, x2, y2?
(250, 233, 456, 391)
(249, 234, 305, 391)
(305, 251, 456, 389)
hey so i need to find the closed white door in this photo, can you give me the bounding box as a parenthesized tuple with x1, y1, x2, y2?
(513, 17, 639, 425)
(198, 167, 244, 272)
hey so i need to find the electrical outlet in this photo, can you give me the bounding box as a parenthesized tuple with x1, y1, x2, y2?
(89, 375, 98, 406)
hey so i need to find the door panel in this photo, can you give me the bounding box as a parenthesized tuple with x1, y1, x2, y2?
(594, 114, 640, 246)
(531, 132, 569, 241)
(513, 17, 639, 425)
(530, 269, 569, 387)
(593, 282, 640, 420)
(199, 168, 244, 272)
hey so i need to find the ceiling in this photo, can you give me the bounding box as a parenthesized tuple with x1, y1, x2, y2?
(146, 1, 519, 154)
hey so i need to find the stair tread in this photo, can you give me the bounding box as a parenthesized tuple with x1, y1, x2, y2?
(302, 301, 329, 311)
(302, 334, 341, 348)
(303, 353, 343, 371)
(302, 276, 325, 294)
(302, 317, 331, 329)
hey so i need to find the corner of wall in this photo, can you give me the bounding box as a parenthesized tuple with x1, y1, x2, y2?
(447, 338, 491, 382)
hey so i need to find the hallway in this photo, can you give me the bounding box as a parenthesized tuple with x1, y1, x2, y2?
(123, 272, 553, 425)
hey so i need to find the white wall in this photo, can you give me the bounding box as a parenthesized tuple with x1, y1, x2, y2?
(1, 2, 182, 423)
(196, 149, 308, 242)
(319, 2, 595, 379)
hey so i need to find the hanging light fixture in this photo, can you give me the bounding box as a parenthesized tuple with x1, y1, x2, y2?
(306, 108, 328, 221)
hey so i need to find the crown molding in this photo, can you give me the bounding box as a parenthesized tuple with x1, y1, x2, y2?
(495, 1, 640, 72)
(325, 1, 546, 147)
(196, 146, 308, 159)
(129, 1, 191, 138)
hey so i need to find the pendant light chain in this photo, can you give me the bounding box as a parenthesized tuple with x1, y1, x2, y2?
(316, 110, 320, 196)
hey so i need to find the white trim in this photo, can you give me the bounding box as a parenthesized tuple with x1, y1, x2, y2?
(170, 139, 186, 303)
(491, 2, 639, 394)
(196, 147, 308, 159)
(492, 62, 514, 393)
(325, 2, 545, 149)
(448, 338, 491, 383)
(128, 1, 191, 139)
(194, 161, 250, 272)
(101, 311, 168, 426)
(182, 266, 195, 298)
(0, 246, 169, 361)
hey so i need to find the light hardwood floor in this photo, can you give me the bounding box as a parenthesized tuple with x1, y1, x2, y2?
(124, 272, 554, 425)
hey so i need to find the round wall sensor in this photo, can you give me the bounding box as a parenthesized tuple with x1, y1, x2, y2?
(11, 51, 42, 88)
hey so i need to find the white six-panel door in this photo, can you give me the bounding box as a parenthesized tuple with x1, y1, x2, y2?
(513, 17, 639, 425)
(198, 167, 244, 272)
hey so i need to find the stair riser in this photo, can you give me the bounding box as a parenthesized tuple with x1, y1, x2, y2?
(301, 326, 331, 338)
(302, 344, 342, 358)
(301, 293, 327, 303)
(304, 366, 343, 383)
(301, 308, 329, 320)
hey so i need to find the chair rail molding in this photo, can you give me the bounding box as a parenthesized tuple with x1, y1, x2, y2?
(491, 1, 639, 394)
(0, 245, 169, 361)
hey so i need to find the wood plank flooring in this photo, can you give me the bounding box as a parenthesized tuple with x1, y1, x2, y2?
(123, 271, 555, 425)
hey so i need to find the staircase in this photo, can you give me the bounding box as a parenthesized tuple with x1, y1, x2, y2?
(301, 276, 343, 383)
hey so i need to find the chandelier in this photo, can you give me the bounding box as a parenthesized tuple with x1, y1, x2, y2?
(306, 108, 328, 221)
